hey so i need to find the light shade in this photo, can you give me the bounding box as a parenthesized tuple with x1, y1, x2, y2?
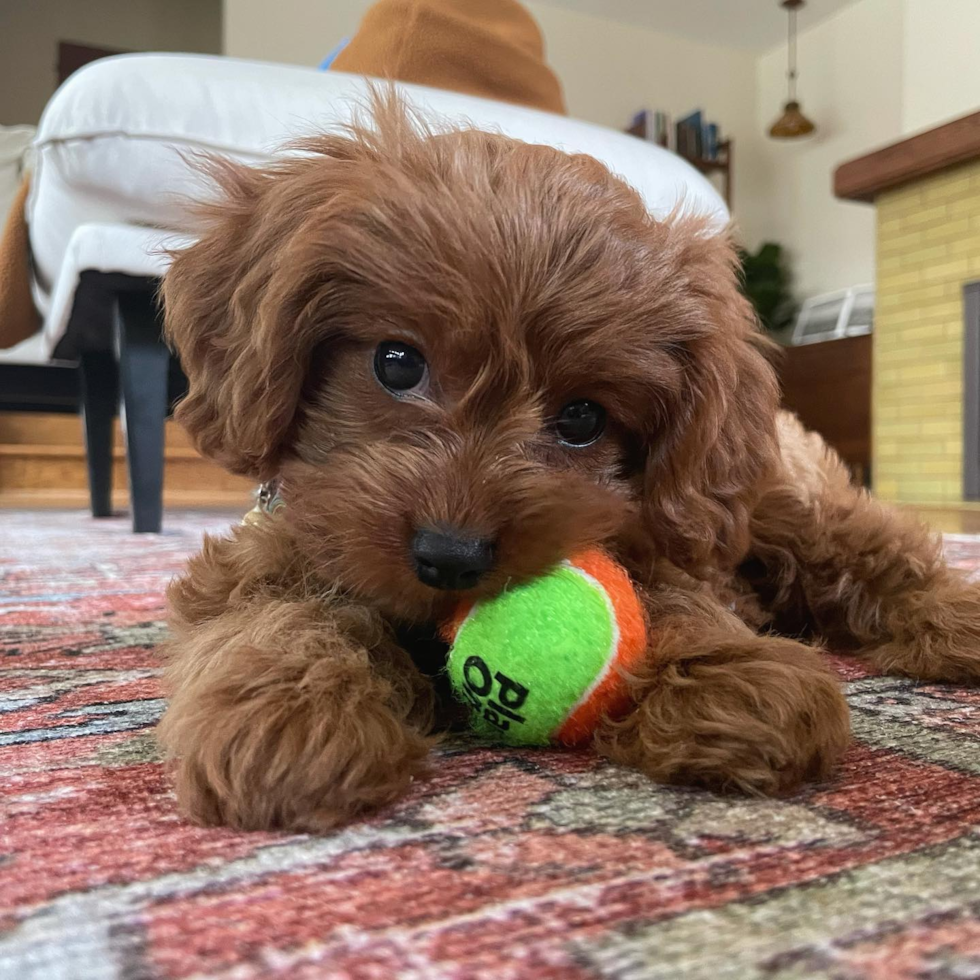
(769, 100, 816, 139)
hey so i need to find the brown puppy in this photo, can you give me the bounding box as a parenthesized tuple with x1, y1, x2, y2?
(158, 99, 980, 832)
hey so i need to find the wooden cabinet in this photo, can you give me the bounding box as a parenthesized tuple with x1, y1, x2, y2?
(776, 334, 872, 482)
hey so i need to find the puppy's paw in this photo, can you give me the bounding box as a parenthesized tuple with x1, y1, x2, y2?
(166, 689, 432, 833)
(158, 601, 435, 834)
(595, 636, 850, 795)
(872, 576, 980, 684)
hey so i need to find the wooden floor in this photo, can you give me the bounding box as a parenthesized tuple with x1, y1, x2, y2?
(900, 505, 980, 534)
(0, 411, 253, 512)
(0, 488, 252, 510)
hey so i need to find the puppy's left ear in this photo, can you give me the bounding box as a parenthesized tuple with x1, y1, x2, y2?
(641, 220, 780, 576)
(164, 96, 419, 479)
(162, 156, 320, 480)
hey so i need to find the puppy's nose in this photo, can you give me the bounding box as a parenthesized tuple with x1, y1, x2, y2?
(411, 527, 495, 591)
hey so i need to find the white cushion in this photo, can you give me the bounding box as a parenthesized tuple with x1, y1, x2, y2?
(0, 126, 37, 362)
(0, 125, 34, 225)
(4, 223, 187, 364)
(0, 331, 47, 365)
(28, 53, 728, 356)
(39, 223, 191, 358)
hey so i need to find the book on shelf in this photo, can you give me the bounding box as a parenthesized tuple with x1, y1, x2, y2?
(675, 110, 702, 160)
(630, 108, 725, 162)
(629, 109, 672, 148)
(704, 122, 719, 161)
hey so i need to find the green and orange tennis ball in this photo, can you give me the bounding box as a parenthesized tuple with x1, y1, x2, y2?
(442, 550, 647, 747)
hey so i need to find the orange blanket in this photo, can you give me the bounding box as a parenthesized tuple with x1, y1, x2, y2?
(333, 0, 565, 115)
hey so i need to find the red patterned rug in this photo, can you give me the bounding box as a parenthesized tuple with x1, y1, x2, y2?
(3, 510, 980, 980)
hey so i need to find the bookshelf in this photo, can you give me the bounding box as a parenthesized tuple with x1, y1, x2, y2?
(626, 118, 733, 210)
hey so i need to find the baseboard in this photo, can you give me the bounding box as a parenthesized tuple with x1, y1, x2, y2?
(0, 488, 253, 510)
(0, 411, 252, 496)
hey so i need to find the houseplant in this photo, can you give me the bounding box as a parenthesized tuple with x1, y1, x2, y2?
(738, 241, 796, 337)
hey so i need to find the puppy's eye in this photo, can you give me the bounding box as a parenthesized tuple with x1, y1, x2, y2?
(374, 341, 427, 393)
(555, 399, 606, 447)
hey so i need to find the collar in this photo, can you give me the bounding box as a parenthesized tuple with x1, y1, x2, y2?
(242, 478, 285, 525)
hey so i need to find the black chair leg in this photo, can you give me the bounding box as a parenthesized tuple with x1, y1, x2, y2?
(115, 292, 168, 533)
(79, 351, 118, 518)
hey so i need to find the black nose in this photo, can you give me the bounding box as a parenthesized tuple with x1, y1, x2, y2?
(411, 527, 495, 590)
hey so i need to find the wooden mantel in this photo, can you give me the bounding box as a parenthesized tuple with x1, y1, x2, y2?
(835, 111, 980, 203)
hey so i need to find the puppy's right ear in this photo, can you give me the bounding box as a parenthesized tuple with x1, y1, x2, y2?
(162, 157, 314, 480)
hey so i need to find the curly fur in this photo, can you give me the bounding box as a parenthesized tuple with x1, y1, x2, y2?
(158, 95, 980, 832)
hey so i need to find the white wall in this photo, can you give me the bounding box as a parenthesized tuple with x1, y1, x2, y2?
(749, 0, 980, 299)
(751, 0, 904, 299)
(902, 0, 980, 134)
(0, 0, 222, 125)
(223, 0, 980, 302)
(529, 3, 762, 243)
(223, 0, 363, 66)
(222, 0, 763, 243)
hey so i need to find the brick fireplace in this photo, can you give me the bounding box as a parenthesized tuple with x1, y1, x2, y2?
(836, 113, 980, 505)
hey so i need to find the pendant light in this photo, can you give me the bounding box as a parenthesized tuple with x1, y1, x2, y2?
(769, 0, 816, 139)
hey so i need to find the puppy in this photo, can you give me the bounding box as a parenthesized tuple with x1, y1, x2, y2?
(158, 100, 980, 832)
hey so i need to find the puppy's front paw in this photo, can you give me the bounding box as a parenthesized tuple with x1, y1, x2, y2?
(158, 604, 434, 833)
(167, 687, 432, 833)
(596, 636, 850, 795)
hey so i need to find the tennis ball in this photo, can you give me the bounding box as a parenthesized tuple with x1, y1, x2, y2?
(443, 550, 647, 747)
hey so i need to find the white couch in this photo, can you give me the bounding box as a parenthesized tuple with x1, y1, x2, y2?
(27, 53, 727, 359)
(15, 53, 728, 529)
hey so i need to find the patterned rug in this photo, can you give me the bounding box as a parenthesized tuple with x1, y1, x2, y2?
(3, 511, 980, 980)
